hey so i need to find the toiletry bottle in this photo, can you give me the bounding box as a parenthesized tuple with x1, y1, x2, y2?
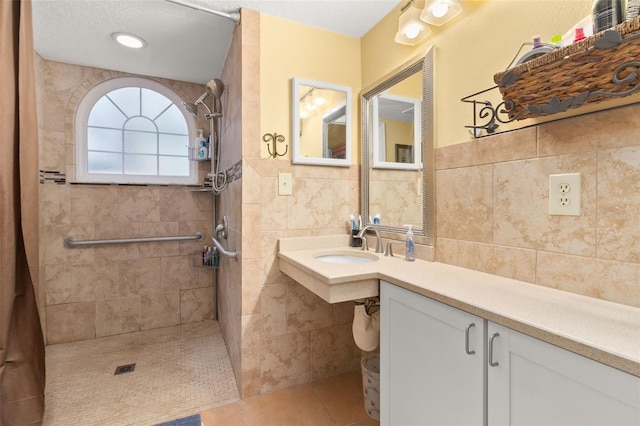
(573, 27, 586, 42)
(515, 35, 554, 66)
(627, 0, 640, 19)
(532, 35, 542, 48)
(405, 225, 415, 262)
(212, 247, 219, 267)
(592, 0, 623, 34)
(195, 129, 207, 159)
(200, 140, 208, 159)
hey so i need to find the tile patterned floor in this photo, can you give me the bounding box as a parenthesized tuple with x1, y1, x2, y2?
(200, 370, 380, 426)
(44, 321, 240, 425)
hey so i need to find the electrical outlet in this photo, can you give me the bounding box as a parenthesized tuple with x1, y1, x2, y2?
(278, 173, 292, 196)
(549, 173, 580, 216)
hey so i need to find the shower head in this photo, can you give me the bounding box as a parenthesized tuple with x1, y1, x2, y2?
(206, 79, 225, 113)
(182, 93, 211, 117)
(182, 101, 198, 117)
(183, 79, 225, 118)
(206, 79, 224, 99)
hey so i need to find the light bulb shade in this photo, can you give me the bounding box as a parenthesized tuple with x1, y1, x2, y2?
(420, 0, 462, 26)
(395, 4, 431, 45)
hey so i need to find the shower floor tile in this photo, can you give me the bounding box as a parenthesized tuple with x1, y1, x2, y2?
(43, 321, 240, 426)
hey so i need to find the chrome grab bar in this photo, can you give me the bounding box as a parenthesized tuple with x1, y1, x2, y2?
(64, 232, 204, 248)
(211, 236, 239, 261)
(465, 323, 476, 355)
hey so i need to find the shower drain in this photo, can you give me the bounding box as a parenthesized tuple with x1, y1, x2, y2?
(114, 363, 136, 375)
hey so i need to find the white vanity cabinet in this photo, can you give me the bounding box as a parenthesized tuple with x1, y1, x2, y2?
(487, 322, 640, 425)
(380, 281, 640, 426)
(380, 282, 484, 425)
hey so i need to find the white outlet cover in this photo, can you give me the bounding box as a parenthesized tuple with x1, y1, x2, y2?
(278, 172, 292, 196)
(549, 173, 581, 216)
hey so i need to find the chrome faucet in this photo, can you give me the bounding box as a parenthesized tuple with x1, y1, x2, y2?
(357, 225, 383, 253)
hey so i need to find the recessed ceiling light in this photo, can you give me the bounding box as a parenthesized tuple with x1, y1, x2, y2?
(111, 32, 147, 49)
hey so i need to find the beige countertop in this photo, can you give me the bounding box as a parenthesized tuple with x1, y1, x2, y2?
(278, 235, 640, 377)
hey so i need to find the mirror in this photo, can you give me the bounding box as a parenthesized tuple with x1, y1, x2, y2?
(362, 48, 434, 245)
(372, 76, 422, 170)
(292, 78, 352, 167)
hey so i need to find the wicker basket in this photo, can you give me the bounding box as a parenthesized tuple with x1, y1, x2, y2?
(494, 16, 640, 120)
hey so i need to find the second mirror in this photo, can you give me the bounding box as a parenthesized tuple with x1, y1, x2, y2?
(372, 72, 422, 170)
(292, 78, 352, 167)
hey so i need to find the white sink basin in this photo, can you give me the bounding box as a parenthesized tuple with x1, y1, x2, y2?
(314, 251, 378, 264)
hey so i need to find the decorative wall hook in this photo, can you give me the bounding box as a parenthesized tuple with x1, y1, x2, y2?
(263, 132, 288, 158)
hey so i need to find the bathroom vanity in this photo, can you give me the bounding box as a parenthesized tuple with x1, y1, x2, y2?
(381, 282, 639, 425)
(278, 235, 640, 425)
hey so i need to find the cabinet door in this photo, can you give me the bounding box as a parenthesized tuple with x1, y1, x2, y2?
(487, 322, 640, 426)
(380, 282, 484, 426)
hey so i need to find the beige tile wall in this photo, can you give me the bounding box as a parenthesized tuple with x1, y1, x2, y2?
(223, 10, 362, 398)
(37, 58, 215, 344)
(435, 104, 640, 308)
(369, 168, 422, 227)
(240, 160, 361, 398)
(217, 10, 244, 394)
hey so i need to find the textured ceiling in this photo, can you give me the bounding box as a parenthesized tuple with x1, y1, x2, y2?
(32, 0, 401, 85)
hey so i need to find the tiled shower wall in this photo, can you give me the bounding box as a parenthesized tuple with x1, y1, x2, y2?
(217, 11, 243, 393)
(224, 10, 362, 398)
(37, 57, 216, 344)
(435, 104, 640, 308)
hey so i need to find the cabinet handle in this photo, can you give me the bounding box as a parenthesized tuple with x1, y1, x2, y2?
(489, 332, 500, 367)
(465, 323, 476, 355)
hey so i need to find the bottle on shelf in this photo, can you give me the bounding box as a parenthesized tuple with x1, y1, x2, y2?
(195, 129, 207, 160)
(592, 0, 623, 34)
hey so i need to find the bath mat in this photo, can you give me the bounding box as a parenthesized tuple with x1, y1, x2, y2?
(156, 413, 201, 426)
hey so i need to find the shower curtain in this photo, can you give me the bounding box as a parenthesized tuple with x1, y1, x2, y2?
(0, 0, 46, 424)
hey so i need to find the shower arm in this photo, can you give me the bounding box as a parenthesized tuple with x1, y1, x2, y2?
(194, 91, 208, 106)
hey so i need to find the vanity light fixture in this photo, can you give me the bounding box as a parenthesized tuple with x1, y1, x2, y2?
(313, 94, 326, 106)
(111, 32, 147, 49)
(420, 0, 462, 26)
(306, 97, 317, 112)
(299, 88, 327, 116)
(395, 1, 431, 46)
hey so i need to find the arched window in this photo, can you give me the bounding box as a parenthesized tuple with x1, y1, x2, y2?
(75, 77, 197, 185)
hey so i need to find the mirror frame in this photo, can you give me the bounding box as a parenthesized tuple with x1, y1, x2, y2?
(291, 77, 352, 167)
(372, 93, 422, 170)
(361, 47, 435, 245)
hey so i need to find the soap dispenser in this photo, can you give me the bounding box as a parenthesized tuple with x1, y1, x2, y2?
(404, 225, 415, 262)
(195, 129, 207, 159)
